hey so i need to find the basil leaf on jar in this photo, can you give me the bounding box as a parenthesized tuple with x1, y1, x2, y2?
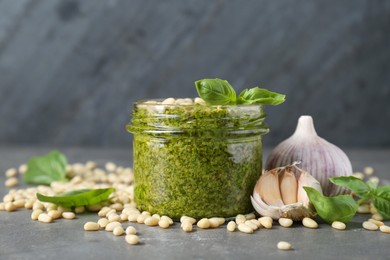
(303, 187, 358, 223)
(195, 78, 237, 105)
(24, 150, 68, 185)
(237, 87, 285, 106)
(37, 188, 114, 208)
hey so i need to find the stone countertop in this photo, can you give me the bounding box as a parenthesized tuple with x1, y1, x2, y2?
(0, 147, 389, 260)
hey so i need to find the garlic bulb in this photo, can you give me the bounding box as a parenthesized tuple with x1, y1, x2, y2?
(265, 115, 352, 196)
(251, 163, 322, 220)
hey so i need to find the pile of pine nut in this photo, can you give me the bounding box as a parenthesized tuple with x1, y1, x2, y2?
(0, 162, 389, 249)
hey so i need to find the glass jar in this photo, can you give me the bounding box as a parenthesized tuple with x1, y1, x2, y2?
(127, 99, 269, 219)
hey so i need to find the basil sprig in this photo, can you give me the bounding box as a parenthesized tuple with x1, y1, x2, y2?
(37, 188, 114, 208)
(330, 176, 390, 219)
(24, 150, 68, 185)
(303, 187, 358, 223)
(195, 78, 285, 106)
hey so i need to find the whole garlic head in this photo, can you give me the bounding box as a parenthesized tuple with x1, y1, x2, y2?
(251, 163, 323, 220)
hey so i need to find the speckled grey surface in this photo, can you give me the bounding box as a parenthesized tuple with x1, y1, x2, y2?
(0, 147, 389, 260)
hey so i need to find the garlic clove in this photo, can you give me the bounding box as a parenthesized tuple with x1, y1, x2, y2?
(254, 170, 284, 207)
(297, 169, 323, 208)
(279, 168, 298, 205)
(280, 203, 314, 221)
(265, 115, 353, 196)
(250, 193, 281, 220)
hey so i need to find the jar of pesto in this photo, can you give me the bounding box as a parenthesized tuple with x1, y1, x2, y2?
(127, 99, 269, 219)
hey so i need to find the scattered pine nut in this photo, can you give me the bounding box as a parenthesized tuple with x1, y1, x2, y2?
(362, 221, 378, 231)
(244, 213, 256, 220)
(379, 225, 390, 234)
(209, 218, 221, 228)
(136, 214, 148, 224)
(126, 226, 137, 235)
(331, 221, 346, 230)
(98, 218, 109, 228)
(235, 214, 246, 225)
(357, 204, 371, 214)
(105, 162, 117, 172)
(38, 213, 53, 223)
(48, 210, 62, 219)
(4, 202, 16, 212)
(31, 209, 43, 220)
(161, 216, 173, 225)
(144, 216, 159, 226)
(371, 213, 384, 221)
(180, 216, 196, 224)
(18, 164, 28, 174)
(197, 218, 211, 229)
(84, 222, 100, 231)
(128, 212, 141, 222)
(181, 221, 193, 232)
(5, 168, 17, 178)
(363, 166, 374, 176)
(237, 223, 253, 234)
(87, 204, 102, 212)
(74, 206, 85, 214)
(368, 219, 384, 227)
(279, 218, 293, 228)
(302, 218, 318, 229)
(245, 220, 258, 230)
(277, 241, 292, 250)
(125, 234, 139, 245)
(227, 221, 237, 232)
(5, 177, 18, 187)
(113, 226, 125, 236)
(259, 217, 273, 229)
(13, 199, 26, 208)
(0, 202, 5, 211)
(105, 221, 121, 232)
(158, 219, 170, 229)
(62, 212, 76, 219)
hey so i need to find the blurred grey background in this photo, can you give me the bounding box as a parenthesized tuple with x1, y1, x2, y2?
(0, 0, 389, 148)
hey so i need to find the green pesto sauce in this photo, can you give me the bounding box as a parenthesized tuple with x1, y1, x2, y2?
(128, 102, 268, 219)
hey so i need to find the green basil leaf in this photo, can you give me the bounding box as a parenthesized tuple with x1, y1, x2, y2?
(329, 176, 371, 198)
(237, 87, 285, 105)
(195, 78, 236, 105)
(37, 188, 114, 208)
(303, 186, 358, 223)
(371, 185, 390, 220)
(24, 150, 68, 185)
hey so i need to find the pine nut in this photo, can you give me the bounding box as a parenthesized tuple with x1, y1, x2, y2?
(5, 177, 18, 187)
(120, 213, 128, 222)
(161, 216, 173, 225)
(279, 218, 293, 228)
(245, 220, 258, 230)
(152, 214, 161, 220)
(245, 213, 256, 220)
(98, 218, 109, 228)
(0, 202, 5, 211)
(370, 205, 377, 214)
(87, 204, 102, 212)
(277, 241, 292, 250)
(110, 203, 124, 211)
(32, 202, 44, 210)
(24, 200, 34, 209)
(180, 216, 196, 224)
(144, 216, 159, 226)
(108, 214, 121, 222)
(227, 221, 237, 232)
(368, 219, 384, 227)
(62, 212, 76, 219)
(158, 219, 170, 228)
(363, 166, 374, 176)
(128, 212, 140, 222)
(19, 164, 28, 174)
(194, 97, 206, 105)
(181, 221, 193, 232)
(4, 202, 16, 212)
(31, 209, 43, 220)
(105, 162, 117, 172)
(379, 225, 390, 234)
(5, 168, 17, 178)
(259, 217, 273, 229)
(136, 214, 148, 224)
(235, 214, 246, 224)
(372, 213, 383, 221)
(126, 226, 137, 235)
(197, 218, 210, 229)
(3, 194, 14, 202)
(209, 218, 221, 228)
(48, 210, 62, 219)
(84, 222, 100, 231)
(237, 223, 253, 234)
(13, 199, 26, 208)
(57, 206, 70, 213)
(125, 234, 139, 245)
(74, 206, 85, 214)
(38, 213, 53, 223)
(113, 226, 125, 236)
(98, 207, 111, 217)
(362, 221, 378, 231)
(302, 217, 318, 229)
(331, 221, 346, 230)
(250, 219, 261, 228)
(357, 204, 371, 214)
(162, 98, 175, 105)
(105, 221, 121, 232)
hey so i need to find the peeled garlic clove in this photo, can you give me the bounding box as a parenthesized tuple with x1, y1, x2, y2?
(265, 115, 353, 196)
(279, 168, 298, 205)
(254, 170, 284, 207)
(297, 169, 323, 208)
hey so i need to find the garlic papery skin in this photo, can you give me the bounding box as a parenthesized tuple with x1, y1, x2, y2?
(265, 115, 353, 196)
(251, 163, 322, 221)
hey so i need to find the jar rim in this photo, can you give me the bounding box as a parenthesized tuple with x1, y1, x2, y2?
(135, 98, 265, 108)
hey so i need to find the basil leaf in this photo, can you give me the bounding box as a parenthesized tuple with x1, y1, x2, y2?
(371, 185, 390, 220)
(303, 187, 358, 223)
(195, 78, 236, 105)
(37, 188, 114, 208)
(24, 150, 68, 185)
(329, 176, 371, 198)
(237, 87, 285, 105)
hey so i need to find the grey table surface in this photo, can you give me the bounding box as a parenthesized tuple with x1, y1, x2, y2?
(0, 147, 389, 260)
